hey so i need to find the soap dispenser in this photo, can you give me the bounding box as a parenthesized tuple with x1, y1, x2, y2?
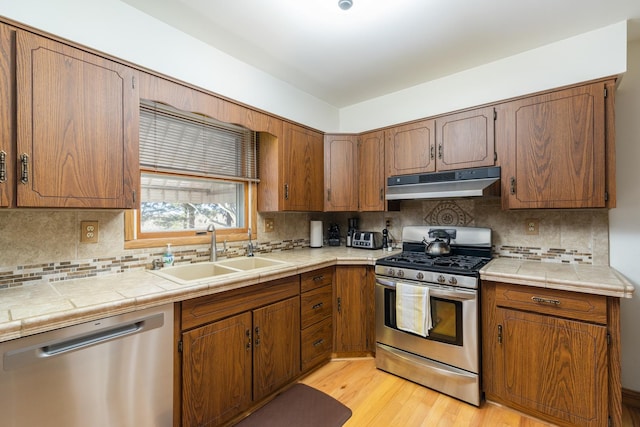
(162, 243, 174, 267)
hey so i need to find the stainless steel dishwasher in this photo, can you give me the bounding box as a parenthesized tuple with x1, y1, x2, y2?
(0, 303, 173, 427)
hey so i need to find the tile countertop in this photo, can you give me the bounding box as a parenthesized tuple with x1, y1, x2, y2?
(0, 249, 633, 344)
(480, 257, 635, 298)
(0, 247, 398, 344)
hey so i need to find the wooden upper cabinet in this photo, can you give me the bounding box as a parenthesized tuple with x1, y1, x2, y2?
(499, 81, 612, 209)
(358, 130, 385, 211)
(435, 106, 495, 171)
(0, 23, 15, 207)
(15, 31, 139, 208)
(386, 120, 435, 176)
(324, 134, 358, 212)
(282, 123, 323, 211)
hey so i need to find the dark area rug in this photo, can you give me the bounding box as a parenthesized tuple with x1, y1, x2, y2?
(234, 383, 352, 427)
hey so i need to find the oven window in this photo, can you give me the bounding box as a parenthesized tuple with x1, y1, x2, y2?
(384, 289, 463, 346)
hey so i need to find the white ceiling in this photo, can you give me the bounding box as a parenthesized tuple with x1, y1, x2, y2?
(123, 0, 640, 108)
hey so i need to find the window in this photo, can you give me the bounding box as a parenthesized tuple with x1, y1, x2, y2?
(135, 101, 257, 240)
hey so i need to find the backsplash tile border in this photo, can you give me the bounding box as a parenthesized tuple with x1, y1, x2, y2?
(0, 238, 309, 289)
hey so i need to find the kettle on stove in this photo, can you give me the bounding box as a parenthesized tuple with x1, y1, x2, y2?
(423, 229, 451, 256)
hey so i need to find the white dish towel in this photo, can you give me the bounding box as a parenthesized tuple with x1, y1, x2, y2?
(395, 282, 432, 337)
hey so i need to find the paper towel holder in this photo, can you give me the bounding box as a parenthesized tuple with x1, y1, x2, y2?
(310, 220, 323, 248)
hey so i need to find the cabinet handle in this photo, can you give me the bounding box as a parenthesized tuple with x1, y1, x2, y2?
(531, 296, 561, 305)
(379, 188, 384, 201)
(438, 144, 443, 159)
(327, 188, 331, 201)
(254, 326, 261, 346)
(430, 145, 435, 160)
(284, 184, 289, 200)
(20, 153, 29, 184)
(337, 297, 342, 314)
(246, 329, 251, 351)
(0, 150, 6, 183)
(313, 338, 324, 347)
(498, 325, 503, 344)
(509, 177, 516, 195)
(312, 302, 324, 310)
(312, 275, 324, 282)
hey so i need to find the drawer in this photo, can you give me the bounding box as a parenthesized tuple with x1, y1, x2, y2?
(301, 267, 334, 293)
(494, 283, 607, 324)
(301, 284, 333, 329)
(301, 317, 332, 372)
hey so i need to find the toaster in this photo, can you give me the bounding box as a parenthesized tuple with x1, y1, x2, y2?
(352, 231, 383, 249)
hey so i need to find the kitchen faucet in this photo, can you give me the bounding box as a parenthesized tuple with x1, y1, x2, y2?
(207, 224, 227, 261)
(247, 228, 254, 257)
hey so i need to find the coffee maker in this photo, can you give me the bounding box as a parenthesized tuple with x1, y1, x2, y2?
(346, 218, 358, 247)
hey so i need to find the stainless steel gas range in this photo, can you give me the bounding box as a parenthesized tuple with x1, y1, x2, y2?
(374, 225, 492, 406)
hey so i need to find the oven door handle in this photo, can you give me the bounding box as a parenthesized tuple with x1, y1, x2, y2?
(376, 277, 476, 301)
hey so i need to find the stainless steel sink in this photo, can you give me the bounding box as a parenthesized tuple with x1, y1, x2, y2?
(149, 262, 239, 285)
(214, 256, 287, 270)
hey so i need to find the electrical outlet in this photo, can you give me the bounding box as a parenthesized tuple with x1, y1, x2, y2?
(264, 218, 275, 233)
(81, 221, 99, 243)
(385, 217, 392, 228)
(525, 219, 539, 235)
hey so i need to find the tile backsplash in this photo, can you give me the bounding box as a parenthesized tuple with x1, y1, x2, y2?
(0, 198, 609, 288)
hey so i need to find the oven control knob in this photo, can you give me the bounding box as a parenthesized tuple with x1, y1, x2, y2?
(397, 270, 404, 278)
(416, 272, 424, 280)
(387, 268, 395, 276)
(437, 275, 446, 284)
(449, 277, 458, 285)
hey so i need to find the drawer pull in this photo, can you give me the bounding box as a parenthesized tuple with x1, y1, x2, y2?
(312, 275, 324, 282)
(312, 302, 324, 310)
(531, 296, 560, 305)
(313, 338, 324, 347)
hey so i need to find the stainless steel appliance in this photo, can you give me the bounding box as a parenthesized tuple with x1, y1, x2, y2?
(375, 226, 492, 406)
(352, 231, 383, 249)
(386, 166, 500, 200)
(0, 303, 174, 427)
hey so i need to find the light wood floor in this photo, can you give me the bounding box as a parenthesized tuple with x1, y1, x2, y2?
(300, 358, 640, 427)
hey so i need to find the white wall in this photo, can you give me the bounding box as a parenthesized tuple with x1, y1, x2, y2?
(0, 0, 340, 131)
(340, 22, 628, 132)
(610, 39, 640, 392)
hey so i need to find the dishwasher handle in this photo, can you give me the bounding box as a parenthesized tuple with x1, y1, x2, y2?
(3, 312, 164, 371)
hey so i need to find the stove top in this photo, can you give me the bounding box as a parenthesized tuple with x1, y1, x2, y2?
(378, 252, 491, 272)
(375, 225, 493, 278)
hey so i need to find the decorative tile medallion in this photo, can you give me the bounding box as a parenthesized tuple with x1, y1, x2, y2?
(424, 202, 473, 226)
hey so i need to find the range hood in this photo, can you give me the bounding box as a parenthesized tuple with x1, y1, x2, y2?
(386, 166, 501, 201)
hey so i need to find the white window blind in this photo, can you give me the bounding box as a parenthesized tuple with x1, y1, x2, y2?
(139, 100, 258, 182)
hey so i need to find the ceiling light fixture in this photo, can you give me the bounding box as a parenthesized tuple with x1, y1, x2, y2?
(338, 0, 353, 11)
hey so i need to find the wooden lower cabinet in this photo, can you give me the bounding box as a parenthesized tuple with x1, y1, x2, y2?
(482, 281, 621, 427)
(181, 312, 252, 427)
(178, 277, 300, 426)
(253, 297, 300, 401)
(300, 268, 334, 372)
(333, 266, 374, 356)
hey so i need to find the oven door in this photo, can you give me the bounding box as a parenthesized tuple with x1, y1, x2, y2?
(375, 276, 479, 374)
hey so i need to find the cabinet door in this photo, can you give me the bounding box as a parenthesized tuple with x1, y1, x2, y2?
(182, 312, 252, 427)
(16, 31, 139, 208)
(334, 266, 374, 355)
(435, 106, 495, 171)
(386, 120, 435, 176)
(253, 296, 300, 401)
(324, 134, 358, 211)
(358, 130, 386, 211)
(0, 23, 15, 207)
(496, 308, 608, 427)
(282, 122, 323, 211)
(500, 82, 607, 209)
